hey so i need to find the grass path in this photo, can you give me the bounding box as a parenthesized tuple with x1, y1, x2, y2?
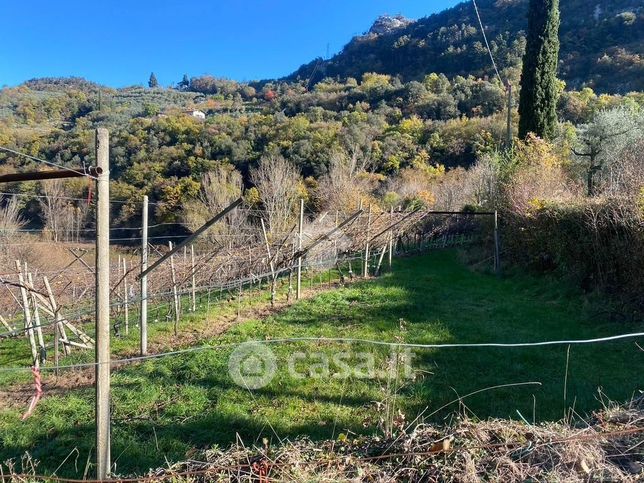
(0, 250, 642, 477)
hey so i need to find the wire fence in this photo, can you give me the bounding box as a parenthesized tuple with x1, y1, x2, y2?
(1, 202, 642, 482)
(1, 204, 488, 367)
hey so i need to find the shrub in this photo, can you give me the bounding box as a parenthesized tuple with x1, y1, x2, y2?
(504, 200, 643, 307)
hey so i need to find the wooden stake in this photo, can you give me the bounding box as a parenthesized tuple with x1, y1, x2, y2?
(334, 210, 339, 261)
(287, 240, 295, 303)
(15, 261, 38, 368)
(296, 199, 304, 300)
(140, 195, 149, 355)
(237, 284, 242, 319)
(27, 273, 45, 356)
(388, 207, 394, 269)
(122, 258, 129, 336)
(95, 127, 111, 480)
(363, 205, 372, 277)
(117, 255, 122, 314)
(506, 82, 513, 148)
(494, 210, 501, 275)
(375, 244, 388, 276)
(260, 218, 276, 307)
(191, 245, 196, 312)
(43, 276, 70, 356)
(169, 241, 180, 335)
(0, 315, 14, 333)
(54, 314, 59, 375)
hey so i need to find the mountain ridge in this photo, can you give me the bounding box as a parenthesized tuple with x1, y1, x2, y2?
(286, 0, 644, 93)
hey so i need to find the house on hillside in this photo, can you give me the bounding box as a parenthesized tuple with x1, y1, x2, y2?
(185, 109, 206, 120)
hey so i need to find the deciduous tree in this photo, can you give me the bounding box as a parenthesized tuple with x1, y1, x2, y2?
(250, 154, 302, 235)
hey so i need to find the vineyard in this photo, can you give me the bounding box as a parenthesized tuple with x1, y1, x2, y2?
(0, 247, 642, 478)
(0, 131, 642, 481)
(0, 194, 486, 372)
(1, 197, 643, 479)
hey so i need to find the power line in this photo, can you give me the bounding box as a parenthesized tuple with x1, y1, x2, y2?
(472, 0, 503, 85)
(0, 146, 97, 180)
(0, 191, 160, 205)
(8, 223, 184, 234)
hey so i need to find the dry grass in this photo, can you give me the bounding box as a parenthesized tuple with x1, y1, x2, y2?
(2, 396, 642, 482)
(128, 396, 642, 482)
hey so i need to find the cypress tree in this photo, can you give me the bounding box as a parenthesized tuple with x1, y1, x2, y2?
(148, 72, 159, 88)
(180, 74, 190, 90)
(518, 0, 561, 140)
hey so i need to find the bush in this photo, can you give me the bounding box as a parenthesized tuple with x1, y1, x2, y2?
(504, 199, 644, 308)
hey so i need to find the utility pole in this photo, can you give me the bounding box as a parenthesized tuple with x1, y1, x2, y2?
(140, 195, 149, 355)
(296, 199, 304, 300)
(95, 128, 111, 480)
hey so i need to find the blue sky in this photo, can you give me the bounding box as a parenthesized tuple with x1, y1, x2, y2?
(0, 0, 461, 87)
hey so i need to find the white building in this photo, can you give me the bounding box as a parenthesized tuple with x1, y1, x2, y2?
(185, 110, 206, 120)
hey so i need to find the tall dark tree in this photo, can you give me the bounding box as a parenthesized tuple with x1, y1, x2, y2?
(179, 74, 190, 90)
(148, 72, 159, 88)
(518, 0, 561, 140)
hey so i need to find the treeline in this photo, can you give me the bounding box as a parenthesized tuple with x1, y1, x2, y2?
(0, 74, 642, 229)
(0, 72, 643, 307)
(288, 0, 644, 93)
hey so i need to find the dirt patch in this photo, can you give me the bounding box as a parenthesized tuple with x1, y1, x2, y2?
(0, 367, 95, 411)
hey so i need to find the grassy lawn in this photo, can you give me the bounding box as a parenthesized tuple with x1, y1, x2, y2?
(0, 250, 642, 477)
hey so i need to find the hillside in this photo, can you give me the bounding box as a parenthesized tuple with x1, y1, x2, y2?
(287, 0, 644, 93)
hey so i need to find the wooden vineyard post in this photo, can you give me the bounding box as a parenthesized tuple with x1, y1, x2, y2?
(260, 218, 276, 307)
(169, 241, 180, 335)
(287, 240, 295, 303)
(237, 284, 242, 319)
(95, 127, 111, 480)
(26, 273, 46, 358)
(363, 205, 372, 277)
(334, 210, 339, 261)
(54, 313, 59, 375)
(506, 82, 513, 148)
(122, 258, 129, 336)
(0, 315, 14, 333)
(388, 207, 394, 269)
(191, 245, 196, 312)
(296, 199, 304, 300)
(43, 276, 70, 356)
(44, 276, 66, 376)
(117, 256, 122, 315)
(494, 210, 501, 275)
(140, 195, 149, 355)
(16, 261, 38, 368)
(375, 245, 388, 276)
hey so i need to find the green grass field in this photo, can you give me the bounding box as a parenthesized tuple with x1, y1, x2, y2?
(0, 250, 642, 478)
